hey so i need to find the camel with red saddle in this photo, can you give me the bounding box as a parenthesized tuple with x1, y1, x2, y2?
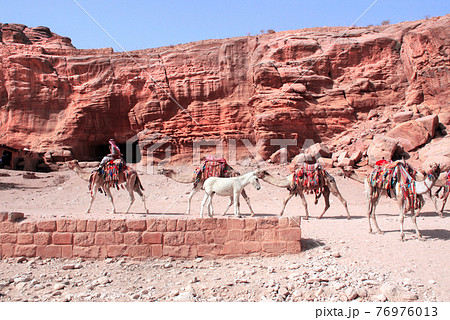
(67, 159, 148, 214)
(259, 163, 350, 220)
(343, 161, 441, 241)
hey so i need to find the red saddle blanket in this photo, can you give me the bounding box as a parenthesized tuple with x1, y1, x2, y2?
(193, 157, 236, 187)
(369, 160, 421, 210)
(102, 159, 133, 188)
(292, 163, 325, 194)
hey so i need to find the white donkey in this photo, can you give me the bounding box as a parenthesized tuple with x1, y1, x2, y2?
(200, 170, 262, 218)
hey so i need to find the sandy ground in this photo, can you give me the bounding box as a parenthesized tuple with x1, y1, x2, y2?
(0, 163, 449, 302)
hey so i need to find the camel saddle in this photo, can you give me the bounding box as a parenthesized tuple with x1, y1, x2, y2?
(291, 163, 325, 194)
(100, 158, 132, 188)
(369, 160, 421, 209)
(193, 156, 235, 187)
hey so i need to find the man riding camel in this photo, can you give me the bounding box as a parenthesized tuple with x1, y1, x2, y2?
(98, 139, 123, 171)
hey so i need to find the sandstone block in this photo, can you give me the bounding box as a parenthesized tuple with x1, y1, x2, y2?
(142, 232, 163, 244)
(415, 114, 439, 137)
(8, 212, 24, 222)
(36, 221, 56, 232)
(367, 135, 399, 167)
(393, 111, 414, 123)
(386, 120, 430, 151)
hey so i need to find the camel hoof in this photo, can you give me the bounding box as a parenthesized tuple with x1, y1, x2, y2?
(317, 216, 323, 220)
(346, 216, 351, 220)
(377, 231, 384, 235)
(304, 216, 309, 221)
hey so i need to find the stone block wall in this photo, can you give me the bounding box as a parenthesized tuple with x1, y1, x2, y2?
(0, 214, 301, 259)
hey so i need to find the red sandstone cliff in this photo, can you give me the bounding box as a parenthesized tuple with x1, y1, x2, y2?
(0, 17, 449, 162)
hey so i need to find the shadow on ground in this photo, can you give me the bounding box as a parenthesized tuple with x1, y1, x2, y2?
(301, 238, 325, 251)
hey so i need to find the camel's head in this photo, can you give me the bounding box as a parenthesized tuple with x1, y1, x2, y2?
(428, 162, 441, 180)
(255, 169, 269, 179)
(340, 167, 354, 179)
(157, 167, 173, 176)
(66, 159, 79, 170)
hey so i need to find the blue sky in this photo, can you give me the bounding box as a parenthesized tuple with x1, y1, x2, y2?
(1, 0, 449, 51)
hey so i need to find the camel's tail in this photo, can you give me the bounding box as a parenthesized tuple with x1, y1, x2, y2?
(88, 173, 95, 191)
(135, 174, 144, 191)
(434, 186, 443, 198)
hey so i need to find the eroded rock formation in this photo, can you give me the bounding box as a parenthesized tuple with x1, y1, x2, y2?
(0, 16, 449, 162)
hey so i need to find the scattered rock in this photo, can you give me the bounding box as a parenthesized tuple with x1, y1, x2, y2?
(401, 292, 419, 301)
(374, 293, 387, 302)
(53, 283, 65, 290)
(333, 283, 345, 291)
(173, 291, 196, 302)
(8, 212, 24, 222)
(16, 257, 28, 264)
(345, 287, 358, 301)
(62, 264, 75, 270)
(331, 252, 341, 258)
(380, 283, 401, 301)
(14, 276, 31, 284)
(356, 287, 368, 298)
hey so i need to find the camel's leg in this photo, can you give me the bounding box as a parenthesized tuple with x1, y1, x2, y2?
(104, 187, 116, 214)
(440, 191, 449, 216)
(317, 187, 331, 219)
(280, 193, 294, 216)
(370, 196, 383, 234)
(133, 179, 148, 214)
(186, 186, 199, 215)
(410, 210, 423, 240)
(200, 193, 209, 218)
(233, 192, 241, 217)
(425, 189, 442, 217)
(367, 194, 383, 234)
(366, 198, 374, 234)
(139, 191, 148, 214)
(399, 207, 406, 241)
(329, 183, 351, 219)
(241, 189, 255, 217)
(125, 185, 136, 214)
(87, 186, 98, 213)
(223, 197, 234, 216)
(299, 192, 310, 220)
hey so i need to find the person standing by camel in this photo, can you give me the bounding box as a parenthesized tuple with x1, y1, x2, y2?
(97, 139, 122, 171)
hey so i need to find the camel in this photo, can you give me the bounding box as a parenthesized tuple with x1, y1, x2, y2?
(158, 165, 256, 216)
(258, 165, 350, 220)
(434, 171, 449, 215)
(67, 160, 148, 214)
(200, 171, 262, 218)
(343, 162, 441, 241)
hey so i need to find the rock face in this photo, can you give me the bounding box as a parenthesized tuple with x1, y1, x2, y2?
(0, 16, 449, 162)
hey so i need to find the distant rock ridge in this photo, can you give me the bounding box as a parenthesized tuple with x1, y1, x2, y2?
(0, 16, 448, 163)
(0, 23, 75, 49)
